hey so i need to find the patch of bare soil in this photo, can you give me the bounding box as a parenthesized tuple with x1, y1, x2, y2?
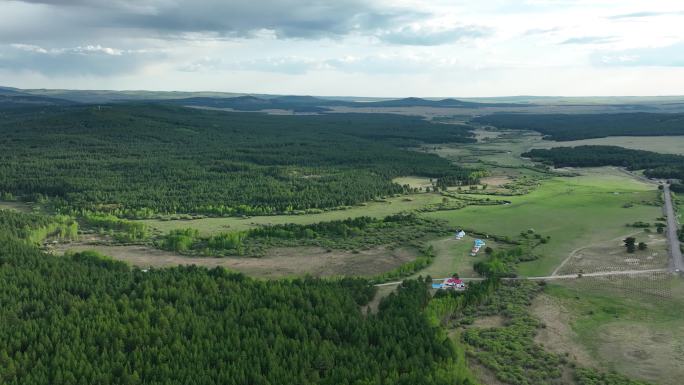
(53, 243, 416, 278)
(0, 201, 32, 213)
(531, 294, 594, 367)
(557, 233, 668, 275)
(480, 176, 512, 187)
(466, 315, 505, 329)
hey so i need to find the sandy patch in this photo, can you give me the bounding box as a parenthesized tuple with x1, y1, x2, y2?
(53, 243, 416, 278)
(480, 176, 512, 187)
(0, 201, 32, 213)
(557, 233, 669, 275)
(467, 315, 505, 329)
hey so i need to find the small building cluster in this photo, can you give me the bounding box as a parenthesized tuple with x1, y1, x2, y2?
(432, 277, 467, 291)
(455, 229, 466, 240)
(470, 239, 485, 256)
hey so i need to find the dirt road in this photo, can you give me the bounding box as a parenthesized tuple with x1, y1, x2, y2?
(374, 268, 669, 287)
(663, 184, 683, 273)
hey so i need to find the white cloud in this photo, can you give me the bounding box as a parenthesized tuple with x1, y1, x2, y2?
(1, 0, 684, 95)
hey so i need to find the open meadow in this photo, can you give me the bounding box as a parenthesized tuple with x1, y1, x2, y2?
(416, 235, 500, 279)
(138, 193, 444, 235)
(422, 167, 664, 276)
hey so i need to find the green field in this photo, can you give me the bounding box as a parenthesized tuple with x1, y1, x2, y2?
(422, 168, 662, 276)
(543, 276, 684, 385)
(139, 193, 445, 235)
(532, 135, 684, 155)
(415, 235, 490, 279)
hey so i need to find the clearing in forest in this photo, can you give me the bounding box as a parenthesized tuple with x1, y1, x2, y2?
(53, 243, 417, 279)
(138, 193, 444, 236)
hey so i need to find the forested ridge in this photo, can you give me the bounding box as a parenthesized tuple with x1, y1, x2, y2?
(473, 113, 684, 140)
(0, 104, 477, 217)
(522, 145, 684, 182)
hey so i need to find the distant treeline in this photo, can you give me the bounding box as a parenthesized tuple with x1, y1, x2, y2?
(0, 104, 479, 217)
(473, 113, 684, 140)
(522, 145, 684, 182)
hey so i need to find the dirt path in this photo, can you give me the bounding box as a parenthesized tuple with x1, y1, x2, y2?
(374, 268, 669, 287)
(663, 184, 683, 273)
(551, 230, 645, 276)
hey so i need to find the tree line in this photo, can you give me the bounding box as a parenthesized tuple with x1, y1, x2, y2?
(522, 145, 684, 182)
(473, 113, 684, 141)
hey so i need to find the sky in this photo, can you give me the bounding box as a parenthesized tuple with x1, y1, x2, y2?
(1, 0, 683, 97)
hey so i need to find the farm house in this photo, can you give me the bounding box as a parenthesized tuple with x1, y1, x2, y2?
(431, 277, 467, 290)
(455, 230, 466, 240)
(470, 239, 485, 256)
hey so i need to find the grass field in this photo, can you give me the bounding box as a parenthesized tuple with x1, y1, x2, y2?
(138, 193, 445, 235)
(422, 168, 662, 276)
(532, 135, 684, 155)
(541, 275, 684, 385)
(415, 235, 490, 279)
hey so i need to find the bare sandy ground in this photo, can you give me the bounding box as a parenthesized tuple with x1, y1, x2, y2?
(53, 243, 415, 278)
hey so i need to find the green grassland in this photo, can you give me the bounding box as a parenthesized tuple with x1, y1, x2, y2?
(414, 235, 490, 279)
(423, 129, 542, 168)
(545, 276, 684, 385)
(422, 168, 662, 276)
(139, 193, 445, 235)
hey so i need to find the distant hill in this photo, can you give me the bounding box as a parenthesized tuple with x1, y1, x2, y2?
(2, 86, 533, 111)
(152, 95, 530, 112)
(0, 88, 76, 108)
(353, 97, 527, 108)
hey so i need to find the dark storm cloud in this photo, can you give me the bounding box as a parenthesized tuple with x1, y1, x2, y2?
(9, 0, 423, 39)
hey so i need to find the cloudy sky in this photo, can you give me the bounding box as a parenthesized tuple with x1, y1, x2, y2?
(1, 0, 683, 97)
